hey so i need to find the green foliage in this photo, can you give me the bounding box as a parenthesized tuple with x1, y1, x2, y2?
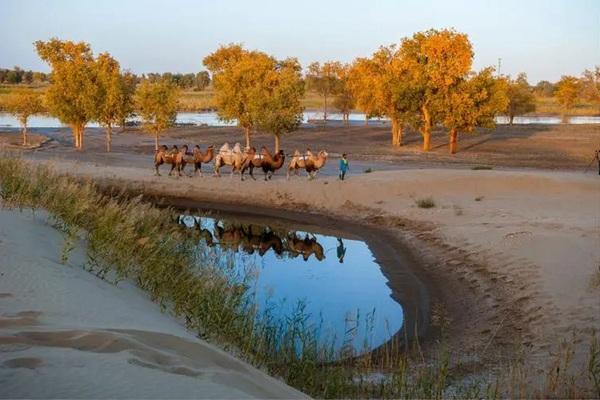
(505, 73, 536, 123)
(135, 78, 179, 149)
(416, 197, 436, 208)
(249, 58, 305, 150)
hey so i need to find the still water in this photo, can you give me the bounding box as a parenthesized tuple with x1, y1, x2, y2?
(178, 213, 405, 353)
(0, 111, 599, 128)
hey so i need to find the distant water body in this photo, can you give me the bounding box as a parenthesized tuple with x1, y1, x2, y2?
(0, 111, 598, 128)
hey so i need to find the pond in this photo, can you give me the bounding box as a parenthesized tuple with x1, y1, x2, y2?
(176, 210, 423, 354)
(0, 111, 599, 129)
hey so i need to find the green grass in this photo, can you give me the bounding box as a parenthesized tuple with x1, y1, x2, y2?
(416, 197, 436, 209)
(0, 156, 599, 399)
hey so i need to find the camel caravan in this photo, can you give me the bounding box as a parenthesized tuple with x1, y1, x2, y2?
(155, 142, 328, 180)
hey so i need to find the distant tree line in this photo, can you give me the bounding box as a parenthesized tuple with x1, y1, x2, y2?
(0, 66, 49, 84)
(0, 66, 211, 91)
(141, 71, 210, 91)
(2, 33, 598, 155)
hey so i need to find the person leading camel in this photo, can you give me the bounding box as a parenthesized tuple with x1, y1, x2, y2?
(339, 153, 349, 180)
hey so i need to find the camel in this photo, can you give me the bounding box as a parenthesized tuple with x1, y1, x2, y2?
(258, 231, 284, 256)
(285, 233, 325, 261)
(240, 147, 265, 181)
(213, 221, 244, 251)
(184, 145, 214, 176)
(214, 142, 246, 177)
(192, 217, 215, 247)
(259, 146, 286, 180)
(287, 148, 323, 179)
(303, 150, 328, 180)
(154, 145, 185, 176)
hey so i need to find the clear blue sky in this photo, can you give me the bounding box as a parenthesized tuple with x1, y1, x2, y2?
(1, 0, 598, 83)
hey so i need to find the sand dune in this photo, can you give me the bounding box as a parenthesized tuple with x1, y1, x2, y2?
(0, 208, 307, 399)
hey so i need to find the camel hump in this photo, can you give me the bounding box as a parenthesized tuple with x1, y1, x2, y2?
(293, 150, 301, 157)
(219, 142, 230, 152)
(233, 143, 242, 153)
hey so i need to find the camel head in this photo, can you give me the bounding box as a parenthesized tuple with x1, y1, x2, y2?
(157, 144, 168, 153)
(182, 144, 188, 152)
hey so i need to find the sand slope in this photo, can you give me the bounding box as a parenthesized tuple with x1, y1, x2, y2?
(0, 208, 307, 399)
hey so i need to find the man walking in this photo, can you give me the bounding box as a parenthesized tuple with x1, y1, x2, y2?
(339, 153, 349, 180)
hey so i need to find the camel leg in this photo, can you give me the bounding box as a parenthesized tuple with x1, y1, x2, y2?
(250, 165, 257, 181)
(155, 164, 161, 176)
(168, 164, 176, 176)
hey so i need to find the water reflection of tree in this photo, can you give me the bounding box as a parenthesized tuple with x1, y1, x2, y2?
(178, 215, 326, 261)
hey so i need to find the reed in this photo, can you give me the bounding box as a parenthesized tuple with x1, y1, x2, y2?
(0, 156, 598, 399)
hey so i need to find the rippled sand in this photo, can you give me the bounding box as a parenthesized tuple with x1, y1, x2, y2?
(0, 208, 306, 399)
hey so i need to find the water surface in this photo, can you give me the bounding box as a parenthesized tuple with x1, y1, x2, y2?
(1, 111, 598, 128)
(178, 213, 406, 353)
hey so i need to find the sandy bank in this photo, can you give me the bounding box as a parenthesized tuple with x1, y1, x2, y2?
(42, 159, 600, 370)
(0, 208, 307, 399)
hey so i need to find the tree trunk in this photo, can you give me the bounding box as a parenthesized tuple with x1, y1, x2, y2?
(323, 94, 328, 121)
(71, 125, 78, 149)
(345, 113, 349, 127)
(120, 118, 126, 132)
(509, 114, 514, 125)
(391, 119, 399, 146)
(420, 105, 432, 152)
(21, 124, 28, 146)
(365, 115, 369, 127)
(449, 128, 458, 154)
(155, 132, 160, 151)
(106, 124, 112, 152)
(274, 133, 281, 154)
(397, 124, 403, 147)
(244, 127, 251, 149)
(78, 126, 84, 150)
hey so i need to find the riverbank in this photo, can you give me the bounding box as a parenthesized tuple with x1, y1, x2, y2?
(29, 157, 600, 374)
(0, 207, 307, 399)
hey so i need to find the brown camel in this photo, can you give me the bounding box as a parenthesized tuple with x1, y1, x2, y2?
(286, 233, 325, 261)
(154, 145, 184, 176)
(184, 145, 214, 176)
(214, 143, 245, 177)
(240, 147, 267, 181)
(287, 148, 318, 179)
(304, 150, 328, 180)
(259, 146, 286, 180)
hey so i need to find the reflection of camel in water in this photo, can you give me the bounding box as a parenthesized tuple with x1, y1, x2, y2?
(178, 217, 325, 260)
(286, 233, 325, 261)
(192, 218, 215, 247)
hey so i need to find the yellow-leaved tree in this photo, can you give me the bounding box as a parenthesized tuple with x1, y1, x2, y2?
(250, 58, 305, 152)
(96, 52, 132, 152)
(440, 68, 509, 153)
(399, 29, 473, 151)
(204, 44, 273, 148)
(135, 78, 179, 151)
(3, 88, 44, 146)
(555, 75, 580, 120)
(348, 57, 384, 127)
(35, 39, 100, 150)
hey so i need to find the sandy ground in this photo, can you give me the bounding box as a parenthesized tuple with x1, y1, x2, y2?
(0, 209, 307, 399)
(2, 124, 600, 381)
